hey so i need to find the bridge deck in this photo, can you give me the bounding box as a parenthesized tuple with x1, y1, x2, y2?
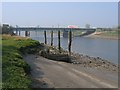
(12, 27, 96, 31)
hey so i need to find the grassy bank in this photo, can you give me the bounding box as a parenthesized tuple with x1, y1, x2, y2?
(2, 35, 40, 89)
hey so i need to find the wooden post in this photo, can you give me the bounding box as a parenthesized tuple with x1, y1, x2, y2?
(44, 30, 47, 44)
(58, 30, 61, 53)
(25, 31, 28, 37)
(51, 30, 53, 46)
(68, 30, 72, 55)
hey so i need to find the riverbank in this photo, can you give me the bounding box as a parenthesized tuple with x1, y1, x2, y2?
(86, 30, 120, 40)
(38, 44, 118, 72)
(23, 54, 118, 88)
(28, 44, 118, 88)
(2, 35, 118, 88)
(2, 35, 42, 89)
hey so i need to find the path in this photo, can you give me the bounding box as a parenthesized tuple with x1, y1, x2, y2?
(23, 54, 118, 88)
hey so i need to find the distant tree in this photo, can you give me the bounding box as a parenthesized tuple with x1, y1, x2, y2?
(85, 24, 90, 28)
(2, 24, 9, 34)
(2, 24, 14, 35)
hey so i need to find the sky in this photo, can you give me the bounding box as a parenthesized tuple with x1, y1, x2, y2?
(2, 2, 118, 28)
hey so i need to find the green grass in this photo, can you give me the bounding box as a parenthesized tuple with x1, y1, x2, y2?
(2, 35, 40, 89)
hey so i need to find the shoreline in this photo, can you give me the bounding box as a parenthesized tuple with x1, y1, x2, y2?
(3, 34, 118, 89)
(71, 52, 118, 72)
(84, 31, 119, 40)
(38, 44, 118, 72)
(85, 35, 119, 40)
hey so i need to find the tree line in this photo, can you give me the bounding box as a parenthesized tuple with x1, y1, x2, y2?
(0, 24, 14, 35)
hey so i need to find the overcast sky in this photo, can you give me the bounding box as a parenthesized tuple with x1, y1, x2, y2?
(2, 2, 118, 28)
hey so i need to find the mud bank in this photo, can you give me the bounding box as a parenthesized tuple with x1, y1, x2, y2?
(86, 34, 119, 40)
(38, 44, 118, 72)
(71, 52, 118, 72)
(85, 31, 119, 40)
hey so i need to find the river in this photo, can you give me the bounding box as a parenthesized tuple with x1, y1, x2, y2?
(20, 31, 118, 64)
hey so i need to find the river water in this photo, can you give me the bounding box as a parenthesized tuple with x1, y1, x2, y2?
(20, 31, 118, 64)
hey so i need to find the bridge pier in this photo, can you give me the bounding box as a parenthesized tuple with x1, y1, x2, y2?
(25, 31, 30, 37)
(18, 30, 20, 36)
(63, 30, 69, 38)
(16, 30, 18, 35)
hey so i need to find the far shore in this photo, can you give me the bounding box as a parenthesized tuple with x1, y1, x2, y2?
(86, 34, 119, 40)
(84, 31, 119, 40)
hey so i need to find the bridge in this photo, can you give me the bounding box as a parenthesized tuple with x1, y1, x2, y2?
(12, 27, 96, 37)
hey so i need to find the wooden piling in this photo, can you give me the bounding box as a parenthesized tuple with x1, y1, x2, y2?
(44, 30, 47, 44)
(68, 30, 72, 55)
(58, 30, 61, 53)
(51, 30, 53, 46)
(25, 31, 28, 37)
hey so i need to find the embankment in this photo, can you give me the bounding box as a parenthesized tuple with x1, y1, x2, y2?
(86, 30, 119, 40)
(2, 34, 118, 89)
(2, 35, 43, 89)
(38, 44, 118, 72)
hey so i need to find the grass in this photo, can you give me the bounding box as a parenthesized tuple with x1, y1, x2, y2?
(2, 35, 41, 89)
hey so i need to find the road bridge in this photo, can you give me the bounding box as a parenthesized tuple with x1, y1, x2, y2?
(12, 27, 96, 37)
